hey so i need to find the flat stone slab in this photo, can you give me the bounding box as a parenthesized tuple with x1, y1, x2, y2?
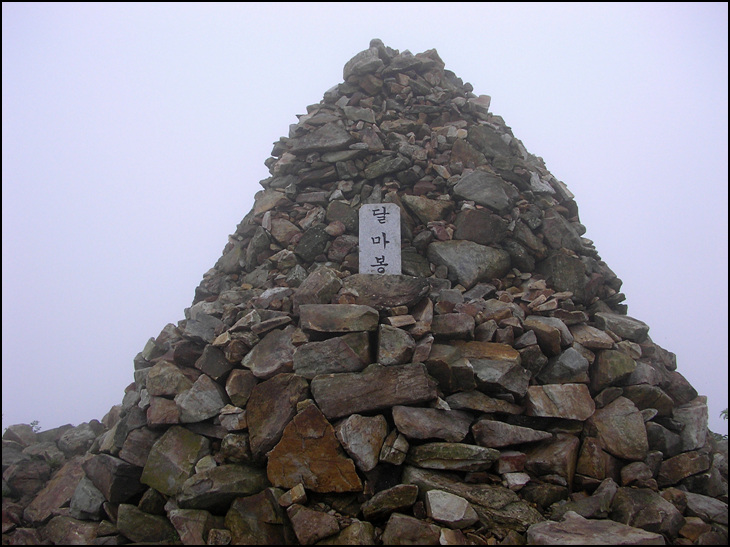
(526, 510, 665, 545)
(525, 384, 596, 421)
(341, 274, 429, 309)
(299, 304, 379, 332)
(406, 442, 499, 472)
(472, 419, 551, 448)
(392, 406, 473, 442)
(311, 364, 438, 421)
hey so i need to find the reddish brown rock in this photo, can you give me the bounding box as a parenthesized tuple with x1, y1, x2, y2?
(22, 456, 87, 525)
(286, 504, 340, 545)
(267, 404, 362, 493)
(247, 373, 309, 461)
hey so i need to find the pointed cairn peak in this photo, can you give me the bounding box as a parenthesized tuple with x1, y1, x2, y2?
(3, 42, 726, 546)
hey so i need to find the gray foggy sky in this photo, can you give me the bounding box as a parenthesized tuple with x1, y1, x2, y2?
(2, 2, 728, 434)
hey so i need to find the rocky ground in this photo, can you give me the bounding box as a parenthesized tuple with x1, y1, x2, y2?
(3, 40, 727, 545)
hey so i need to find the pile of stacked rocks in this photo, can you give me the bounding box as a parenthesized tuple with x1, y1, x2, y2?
(3, 40, 727, 545)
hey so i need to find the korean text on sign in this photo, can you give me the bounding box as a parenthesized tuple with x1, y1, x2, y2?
(359, 203, 401, 274)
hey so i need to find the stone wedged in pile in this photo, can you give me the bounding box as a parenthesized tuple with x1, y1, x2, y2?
(3, 39, 728, 545)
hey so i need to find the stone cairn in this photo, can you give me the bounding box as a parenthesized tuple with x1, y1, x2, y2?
(3, 40, 727, 545)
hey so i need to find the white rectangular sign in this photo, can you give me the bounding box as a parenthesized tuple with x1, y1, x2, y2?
(359, 203, 401, 274)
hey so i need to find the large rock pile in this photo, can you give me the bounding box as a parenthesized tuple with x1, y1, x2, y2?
(3, 40, 727, 545)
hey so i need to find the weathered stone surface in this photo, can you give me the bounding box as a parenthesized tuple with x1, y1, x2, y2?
(535, 252, 587, 303)
(672, 397, 709, 451)
(392, 406, 472, 442)
(445, 390, 523, 415)
(594, 312, 650, 343)
(341, 274, 430, 310)
(524, 434, 580, 488)
(335, 414, 388, 473)
(241, 327, 296, 380)
(316, 520, 376, 545)
(294, 335, 366, 378)
(182, 312, 226, 344)
(621, 385, 675, 417)
(471, 359, 530, 397)
(41, 515, 99, 545)
(287, 503, 340, 545)
(403, 466, 544, 532)
(645, 421, 683, 458)
(82, 454, 145, 504)
(116, 503, 177, 544)
(168, 508, 219, 546)
(549, 477, 618, 521)
(525, 383, 595, 420)
(684, 491, 728, 525)
(343, 45, 384, 79)
(451, 340, 521, 363)
(569, 323, 614, 350)
(472, 419, 551, 448)
(23, 456, 87, 524)
(657, 451, 711, 487)
(144, 361, 193, 397)
(178, 464, 269, 510)
(406, 442, 499, 472)
(527, 510, 666, 545)
(299, 304, 379, 332)
(224, 488, 295, 545)
(2, 425, 37, 448)
(175, 373, 228, 423)
(140, 426, 210, 496)
(289, 122, 355, 153)
(402, 194, 454, 226)
(452, 170, 516, 214)
(575, 436, 621, 483)
(267, 404, 362, 493)
(611, 487, 685, 539)
(585, 396, 648, 461)
(377, 324, 415, 365)
(225, 368, 258, 408)
(537, 347, 590, 384)
(311, 363, 438, 420)
(427, 240, 511, 289)
(194, 345, 234, 382)
(69, 475, 105, 520)
(381, 512, 442, 545)
(247, 373, 309, 461)
(294, 224, 330, 262)
(380, 430, 410, 466)
(431, 313, 475, 340)
(57, 421, 105, 457)
(361, 484, 419, 521)
(291, 266, 342, 312)
(523, 319, 562, 356)
(425, 489, 479, 529)
(363, 154, 411, 179)
(591, 349, 636, 392)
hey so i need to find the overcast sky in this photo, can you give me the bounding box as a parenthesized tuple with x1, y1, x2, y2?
(3, 3, 728, 435)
